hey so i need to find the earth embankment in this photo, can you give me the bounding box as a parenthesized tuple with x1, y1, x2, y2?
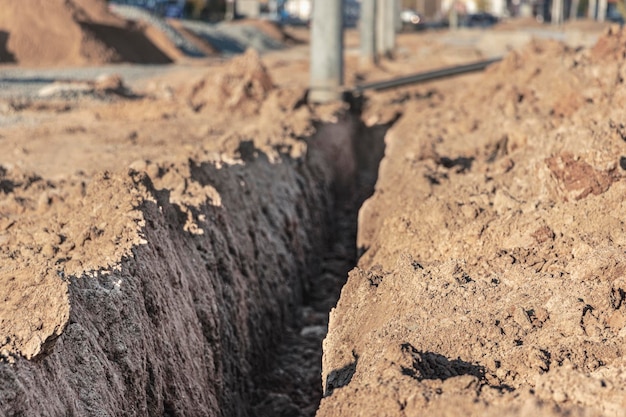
(0, 0, 172, 66)
(318, 28, 626, 417)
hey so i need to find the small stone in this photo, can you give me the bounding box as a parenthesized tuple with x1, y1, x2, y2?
(300, 325, 327, 339)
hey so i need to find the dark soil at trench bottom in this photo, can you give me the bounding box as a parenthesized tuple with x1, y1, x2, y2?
(248, 111, 396, 417)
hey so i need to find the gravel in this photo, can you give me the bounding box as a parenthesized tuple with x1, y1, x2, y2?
(109, 4, 207, 57)
(109, 5, 286, 57)
(179, 20, 285, 55)
(0, 65, 177, 100)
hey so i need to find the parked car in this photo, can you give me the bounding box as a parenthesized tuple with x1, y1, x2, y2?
(460, 12, 498, 27)
(400, 9, 425, 31)
(163, 1, 184, 18)
(607, 4, 625, 24)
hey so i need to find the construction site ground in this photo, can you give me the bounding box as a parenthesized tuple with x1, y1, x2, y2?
(1, 7, 625, 416)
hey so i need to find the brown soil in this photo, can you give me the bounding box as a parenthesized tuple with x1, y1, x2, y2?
(1, 20, 625, 417)
(319, 27, 626, 416)
(0, 0, 173, 66)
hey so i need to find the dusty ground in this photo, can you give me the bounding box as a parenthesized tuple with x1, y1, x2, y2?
(0, 11, 623, 417)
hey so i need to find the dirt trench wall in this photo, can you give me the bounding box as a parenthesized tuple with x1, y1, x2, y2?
(318, 31, 626, 417)
(0, 128, 348, 416)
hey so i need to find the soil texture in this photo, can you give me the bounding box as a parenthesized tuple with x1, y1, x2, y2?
(319, 27, 626, 417)
(0, 17, 624, 417)
(0, 0, 173, 66)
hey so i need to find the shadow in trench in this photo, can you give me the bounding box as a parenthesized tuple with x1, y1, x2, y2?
(248, 108, 399, 417)
(0, 31, 16, 63)
(400, 343, 485, 381)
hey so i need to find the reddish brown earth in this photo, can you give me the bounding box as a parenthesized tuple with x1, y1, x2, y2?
(0, 14, 624, 417)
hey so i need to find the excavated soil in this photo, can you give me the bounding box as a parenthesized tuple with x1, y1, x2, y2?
(0, 0, 173, 66)
(319, 27, 626, 417)
(0, 18, 624, 417)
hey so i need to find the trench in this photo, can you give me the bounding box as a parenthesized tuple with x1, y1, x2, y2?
(246, 107, 396, 417)
(0, 102, 395, 417)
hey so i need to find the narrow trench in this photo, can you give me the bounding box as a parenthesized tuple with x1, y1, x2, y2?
(248, 106, 398, 417)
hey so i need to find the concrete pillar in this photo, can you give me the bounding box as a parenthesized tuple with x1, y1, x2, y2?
(376, 0, 395, 58)
(309, 0, 344, 103)
(551, 0, 562, 24)
(269, 0, 278, 17)
(394, 0, 402, 33)
(597, 0, 607, 20)
(570, 0, 580, 19)
(449, 2, 459, 30)
(384, 0, 396, 56)
(376, 0, 386, 56)
(360, 0, 377, 67)
(588, 0, 597, 18)
(225, 0, 235, 20)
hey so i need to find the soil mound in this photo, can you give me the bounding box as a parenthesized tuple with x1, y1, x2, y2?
(0, 0, 172, 66)
(188, 48, 274, 115)
(319, 27, 626, 417)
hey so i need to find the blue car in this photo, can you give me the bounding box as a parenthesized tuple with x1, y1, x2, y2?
(164, 3, 184, 18)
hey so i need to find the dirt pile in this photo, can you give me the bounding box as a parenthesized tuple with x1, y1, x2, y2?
(188, 49, 274, 115)
(184, 48, 316, 146)
(0, 168, 146, 360)
(319, 27, 626, 416)
(0, 0, 172, 66)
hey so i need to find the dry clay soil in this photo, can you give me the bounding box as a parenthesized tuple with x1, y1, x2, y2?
(0, 23, 625, 416)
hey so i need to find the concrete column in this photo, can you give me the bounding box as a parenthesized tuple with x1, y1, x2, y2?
(570, 0, 580, 19)
(384, 0, 396, 57)
(376, 0, 395, 58)
(449, 1, 459, 30)
(225, 0, 236, 20)
(588, 0, 597, 19)
(360, 0, 377, 67)
(551, 0, 562, 24)
(376, 0, 386, 57)
(309, 0, 344, 103)
(394, 0, 402, 33)
(597, 0, 607, 20)
(269, 0, 278, 17)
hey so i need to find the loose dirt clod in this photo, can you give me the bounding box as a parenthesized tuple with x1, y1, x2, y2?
(188, 48, 274, 115)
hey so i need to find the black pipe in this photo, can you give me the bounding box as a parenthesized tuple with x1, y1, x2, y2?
(354, 57, 503, 93)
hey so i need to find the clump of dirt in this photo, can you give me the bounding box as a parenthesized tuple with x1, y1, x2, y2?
(319, 27, 626, 417)
(0, 167, 147, 360)
(0, 0, 172, 66)
(188, 48, 274, 115)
